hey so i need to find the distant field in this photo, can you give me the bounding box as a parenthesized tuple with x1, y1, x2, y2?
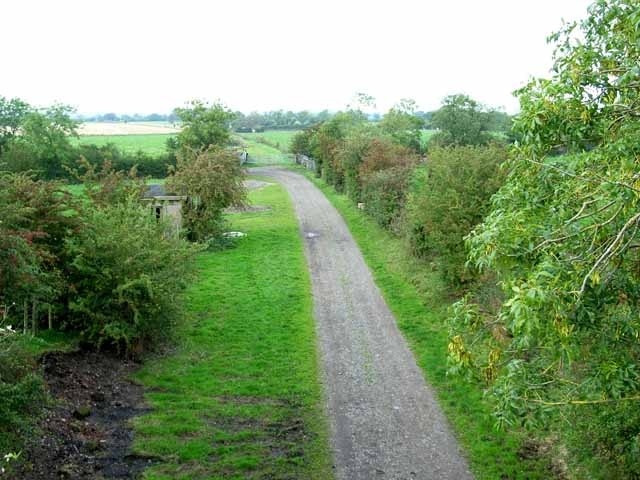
(238, 130, 299, 153)
(78, 121, 180, 136)
(421, 129, 437, 147)
(73, 126, 300, 161)
(73, 134, 174, 156)
(235, 130, 300, 165)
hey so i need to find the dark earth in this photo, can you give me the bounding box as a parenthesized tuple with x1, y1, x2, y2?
(11, 350, 154, 480)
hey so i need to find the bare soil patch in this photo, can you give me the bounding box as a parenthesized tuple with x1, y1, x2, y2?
(12, 350, 152, 480)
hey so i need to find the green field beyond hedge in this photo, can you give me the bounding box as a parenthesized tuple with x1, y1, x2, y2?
(73, 134, 175, 156)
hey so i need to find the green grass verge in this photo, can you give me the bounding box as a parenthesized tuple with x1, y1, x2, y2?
(132, 181, 332, 479)
(72, 134, 174, 156)
(295, 167, 552, 480)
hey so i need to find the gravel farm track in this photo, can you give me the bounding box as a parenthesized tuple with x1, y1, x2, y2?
(253, 167, 473, 480)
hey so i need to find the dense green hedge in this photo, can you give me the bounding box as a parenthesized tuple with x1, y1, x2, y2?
(361, 166, 414, 233)
(405, 144, 507, 284)
(77, 143, 175, 178)
(290, 117, 506, 283)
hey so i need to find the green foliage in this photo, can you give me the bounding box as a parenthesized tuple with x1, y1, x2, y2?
(358, 137, 417, 180)
(167, 146, 246, 242)
(0, 161, 199, 355)
(69, 157, 147, 207)
(355, 138, 419, 232)
(379, 99, 424, 152)
(290, 125, 319, 158)
(448, 0, 640, 473)
(75, 142, 175, 178)
(173, 100, 234, 154)
(360, 166, 414, 233)
(405, 144, 507, 283)
(65, 198, 198, 352)
(232, 109, 332, 132)
(313, 111, 367, 188)
(0, 96, 30, 155)
(334, 125, 378, 200)
(0, 172, 80, 312)
(0, 102, 78, 180)
(431, 94, 492, 146)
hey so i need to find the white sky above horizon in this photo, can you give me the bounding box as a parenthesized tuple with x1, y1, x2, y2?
(1, 0, 592, 116)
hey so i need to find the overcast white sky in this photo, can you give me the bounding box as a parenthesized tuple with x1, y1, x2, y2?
(1, 0, 592, 115)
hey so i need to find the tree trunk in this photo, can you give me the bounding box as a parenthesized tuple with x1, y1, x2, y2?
(48, 305, 53, 330)
(23, 300, 28, 334)
(31, 298, 38, 336)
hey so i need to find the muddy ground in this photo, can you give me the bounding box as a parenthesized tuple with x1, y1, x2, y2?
(11, 350, 153, 480)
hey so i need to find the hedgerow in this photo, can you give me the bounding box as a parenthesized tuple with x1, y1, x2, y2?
(405, 144, 507, 284)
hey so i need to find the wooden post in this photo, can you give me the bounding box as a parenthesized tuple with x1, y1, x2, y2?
(23, 300, 28, 334)
(48, 305, 53, 330)
(31, 298, 38, 336)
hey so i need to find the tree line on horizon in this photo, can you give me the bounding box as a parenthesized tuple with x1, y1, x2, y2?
(74, 104, 513, 134)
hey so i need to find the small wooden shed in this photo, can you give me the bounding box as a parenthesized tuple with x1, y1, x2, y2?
(143, 184, 187, 235)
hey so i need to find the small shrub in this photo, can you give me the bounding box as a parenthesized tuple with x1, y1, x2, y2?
(405, 144, 507, 284)
(379, 106, 424, 152)
(166, 146, 246, 242)
(360, 165, 415, 233)
(358, 138, 417, 181)
(315, 112, 367, 188)
(0, 172, 80, 319)
(65, 199, 199, 353)
(290, 126, 318, 159)
(335, 126, 378, 201)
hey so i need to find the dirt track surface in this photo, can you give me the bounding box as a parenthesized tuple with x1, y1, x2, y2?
(253, 167, 473, 480)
